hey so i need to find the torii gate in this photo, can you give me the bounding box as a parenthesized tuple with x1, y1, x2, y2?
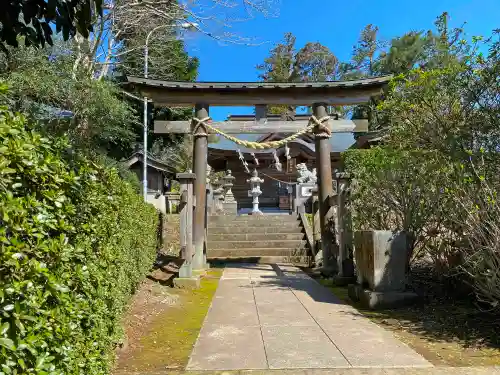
(127, 76, 392, 273)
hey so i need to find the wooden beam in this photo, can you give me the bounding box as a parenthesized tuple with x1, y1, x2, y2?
(144, 89, 377, 106)
(154, 119, 368, 134)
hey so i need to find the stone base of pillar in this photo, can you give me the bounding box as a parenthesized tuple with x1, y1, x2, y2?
(173, 276, 200, 289)
(222, 201, 237, 215)
(192, 246, 206, 270)
(178, 260, 192, 278)
(348, 284, 419, 310)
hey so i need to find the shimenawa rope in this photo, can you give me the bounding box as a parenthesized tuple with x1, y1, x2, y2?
(259, 171, 297, 185)
(191, 115, 331, 150)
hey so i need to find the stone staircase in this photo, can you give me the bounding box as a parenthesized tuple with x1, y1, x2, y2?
(207, 214, 311, 264)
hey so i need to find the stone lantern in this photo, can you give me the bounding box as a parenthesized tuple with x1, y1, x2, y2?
(246, 169, 264, 215)
(222, 170, 237, 215)
(212, 179, 225, 214)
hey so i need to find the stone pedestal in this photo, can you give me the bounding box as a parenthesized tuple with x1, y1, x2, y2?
(222, 200, 237, 215)
(294, 183, 316, 214)
(348, 230, 417, 309)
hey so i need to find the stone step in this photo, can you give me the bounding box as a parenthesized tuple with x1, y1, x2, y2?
(209, 226, 302, 234)
(208, 233, 305, 241)
(207, 248, 307, 257)
(208, 240, 306, 249)
(208, 255, 311, 265)
(209, 215, 299, 222)
(208, 220, 301, 229)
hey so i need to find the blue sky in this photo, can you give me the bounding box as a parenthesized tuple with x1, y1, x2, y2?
(184, 0, 499, 149)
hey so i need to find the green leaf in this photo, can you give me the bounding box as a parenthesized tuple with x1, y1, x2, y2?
(0, 338, 15, 351)
(0, 322, 9, 335)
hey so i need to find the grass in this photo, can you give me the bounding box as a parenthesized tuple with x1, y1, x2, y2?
(115, 268, 222, 373)
(318, 278, 500, 367)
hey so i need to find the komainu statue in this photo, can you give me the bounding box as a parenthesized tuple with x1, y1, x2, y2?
(296, 163, 317, 184)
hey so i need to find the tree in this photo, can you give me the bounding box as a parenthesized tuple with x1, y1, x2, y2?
(351, 24, 383, 76)
(340, 24, 385, 79)
(1, 0, 279, 53)
(0, 42, 137, 159)
(347, 27, 500, 310)
(111, 0, 199, 81)
(1, 0, 102, 50)
(377, 13, 466, 76)
(257, 32, 338, 82)
(377, 31, 429, 75)
(257, 32, 338, 114)
(66, 0, 279, 80)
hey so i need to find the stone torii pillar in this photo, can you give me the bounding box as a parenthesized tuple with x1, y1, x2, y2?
(313, 103, 336, 273)
(192, 103, 209, 269)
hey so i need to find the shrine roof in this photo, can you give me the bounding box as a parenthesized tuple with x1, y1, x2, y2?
(126, 76, 392, 90)
(124, 150, 173, 173)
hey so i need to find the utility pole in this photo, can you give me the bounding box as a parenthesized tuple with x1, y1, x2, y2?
(142, 22, 199, 201)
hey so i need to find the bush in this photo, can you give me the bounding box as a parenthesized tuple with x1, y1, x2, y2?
(0, 106, 158, 374)
(344, 148, 456, 262)
(344, 33, 500, 310)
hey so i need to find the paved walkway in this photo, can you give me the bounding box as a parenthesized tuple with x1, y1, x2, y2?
(187, 264, 432, 371)
(171, 369, 500, 375)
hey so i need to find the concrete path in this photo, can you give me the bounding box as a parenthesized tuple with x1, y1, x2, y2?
(187, 264, 432, 371)
(168, 368, 500, 375)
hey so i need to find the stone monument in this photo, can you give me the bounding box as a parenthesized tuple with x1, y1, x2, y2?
(348, 231, 418, 309)
(246, 169, 264, 215)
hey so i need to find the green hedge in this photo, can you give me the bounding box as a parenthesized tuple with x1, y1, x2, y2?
(0, 107, 159, 374)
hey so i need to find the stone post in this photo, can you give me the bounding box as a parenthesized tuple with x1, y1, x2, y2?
(222, 170, 237, 215)
(192, 103, 209, 269)
(335, 172, 355, 281)
(313, 103, 336, 273)
(176, 172, 196, 278)
(312, 187, 321, 256)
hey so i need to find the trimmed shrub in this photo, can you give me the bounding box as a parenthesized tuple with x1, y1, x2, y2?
(0, 106, 158, 374)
